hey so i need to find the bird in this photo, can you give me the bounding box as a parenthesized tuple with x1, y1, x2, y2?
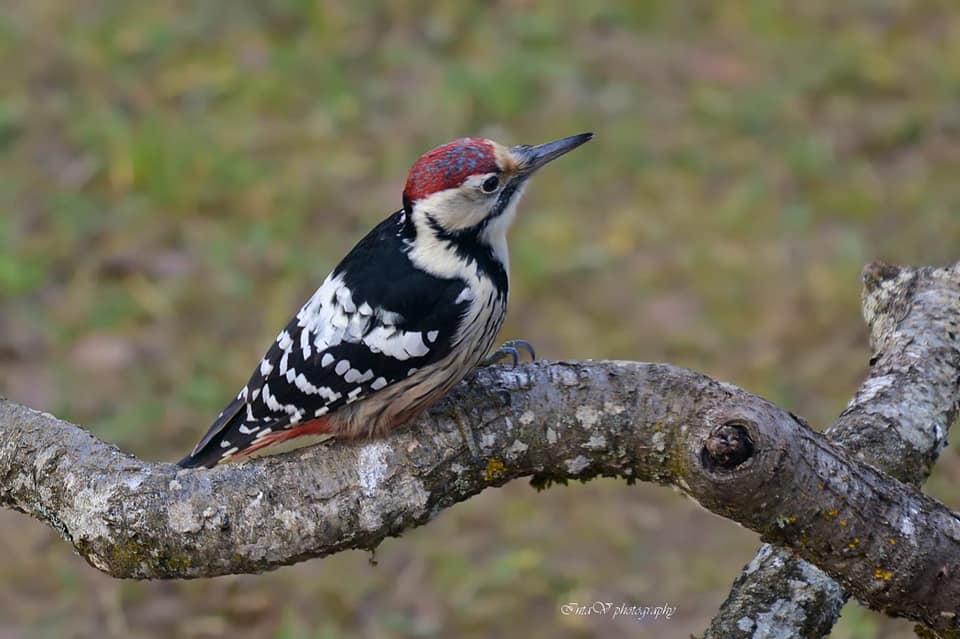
(178, 132, 593, 468)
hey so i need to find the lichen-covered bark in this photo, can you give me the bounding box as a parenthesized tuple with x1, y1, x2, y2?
(705, 262, 960, 639)
(3, 261, 960, 635)
(4, 355, 960, 631)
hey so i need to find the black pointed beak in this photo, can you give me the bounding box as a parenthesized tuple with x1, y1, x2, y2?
(510, 132, 593, 175)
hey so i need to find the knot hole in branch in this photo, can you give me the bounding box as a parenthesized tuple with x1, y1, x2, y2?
(701, 420, 755, 473)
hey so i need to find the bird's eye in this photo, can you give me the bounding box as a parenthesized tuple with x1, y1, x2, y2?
(481, 176, 500, 193)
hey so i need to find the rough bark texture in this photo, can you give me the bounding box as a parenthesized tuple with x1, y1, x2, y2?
(705, 262, 960, 639)
(2, 261, 959, 635)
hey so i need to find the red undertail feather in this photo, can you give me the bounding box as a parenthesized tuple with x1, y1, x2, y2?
(226, 416, 334, 462)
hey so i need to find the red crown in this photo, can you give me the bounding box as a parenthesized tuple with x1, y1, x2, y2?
(403, 138, 499, 204)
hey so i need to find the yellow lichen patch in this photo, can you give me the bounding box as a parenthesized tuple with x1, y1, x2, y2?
(888, 538, 897, 545)
(848, 538, 859, 549)
(817, 482, 825, 490)
(484, 458, 507, 482)
(826, 508, 839, 518)
(839, 519, 847, 527)
(873, 567, 893, 580)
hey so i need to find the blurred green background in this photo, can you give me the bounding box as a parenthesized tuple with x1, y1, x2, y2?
(2, 1, 960, 637)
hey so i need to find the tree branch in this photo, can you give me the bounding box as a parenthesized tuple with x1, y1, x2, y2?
(704, 261, 960, 639)
(3, 263, 960, 634)
(2, 352, 960, 631)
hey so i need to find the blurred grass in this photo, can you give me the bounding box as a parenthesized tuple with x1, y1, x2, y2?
(2, 1, 960, 637)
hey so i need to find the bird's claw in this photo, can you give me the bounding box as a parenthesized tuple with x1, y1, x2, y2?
(493, 345, 521, 367)
(481, 339, 536, 368)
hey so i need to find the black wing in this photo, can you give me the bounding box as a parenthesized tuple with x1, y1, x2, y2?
(178, 211, 471, 467)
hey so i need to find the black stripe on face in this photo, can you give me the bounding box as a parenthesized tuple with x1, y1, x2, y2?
(487, 176, 527, 221)
(424, 214, 509, 297)
(424, 174, 526, 295)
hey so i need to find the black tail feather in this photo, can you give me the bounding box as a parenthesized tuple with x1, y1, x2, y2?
(176, 447, 222, 469)
(177, 396, 246, 468)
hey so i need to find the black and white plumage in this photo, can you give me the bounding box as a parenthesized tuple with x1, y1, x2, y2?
(179, 132, 592, 468)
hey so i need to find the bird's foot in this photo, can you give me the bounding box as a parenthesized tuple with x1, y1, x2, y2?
(480, 339, 536, 368)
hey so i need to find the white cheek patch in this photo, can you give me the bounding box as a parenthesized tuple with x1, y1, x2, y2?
(414, 187, 491, 232)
